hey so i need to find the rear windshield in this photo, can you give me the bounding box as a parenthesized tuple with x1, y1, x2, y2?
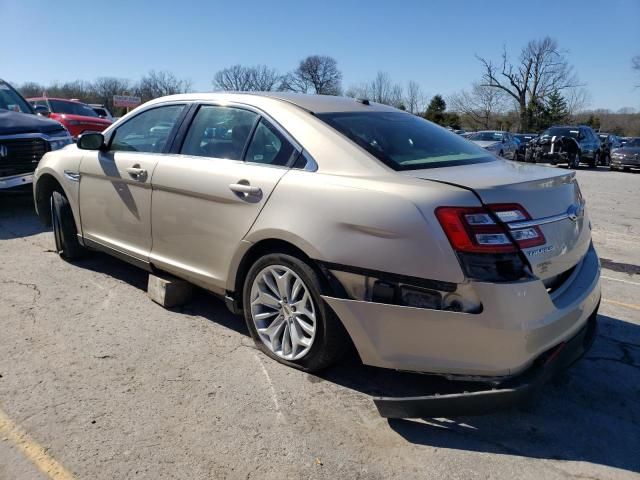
(48, 99, 99, 117)
(316, 112, 494, 170)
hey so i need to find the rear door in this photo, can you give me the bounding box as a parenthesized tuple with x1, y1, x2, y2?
(149, 104, 298, 290)
(79, 103, 187, 262)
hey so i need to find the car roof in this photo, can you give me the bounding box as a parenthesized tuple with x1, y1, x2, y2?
(27, 97, 84, 103)
(145, 92, 399, 114)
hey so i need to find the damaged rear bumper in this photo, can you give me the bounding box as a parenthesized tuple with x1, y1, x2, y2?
(374, 303, 598, 418)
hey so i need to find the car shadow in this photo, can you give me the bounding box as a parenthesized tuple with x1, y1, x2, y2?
(0, 191, 48, 240)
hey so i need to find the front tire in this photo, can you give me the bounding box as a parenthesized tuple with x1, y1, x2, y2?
(51, 191, 85, 260)
(589, 152, 599, 168)
(243, 253, 348, 372)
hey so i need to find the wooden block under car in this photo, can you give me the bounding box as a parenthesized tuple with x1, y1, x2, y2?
(147, 273, 193, 308)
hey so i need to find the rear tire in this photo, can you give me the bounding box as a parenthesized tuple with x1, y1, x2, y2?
(243, 253, 348, 372)
(51, 191, 85, 260)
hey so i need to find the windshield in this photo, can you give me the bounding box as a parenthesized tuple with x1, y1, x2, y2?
(626, 138, 640, 147)
(468, 131, 503, 142)
(0, 82, 33, 113)
(48, 99, 99, 117)
(542, 127, 579, 138)
(316, 112, 494, 170)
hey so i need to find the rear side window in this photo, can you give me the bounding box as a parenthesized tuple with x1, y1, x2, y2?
(110, 104, 185, 153)
(317, 112, 494, 170)
(245, 119, 296, 166)
(181, 105, 258, 161)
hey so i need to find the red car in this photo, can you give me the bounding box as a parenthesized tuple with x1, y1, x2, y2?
(27, 97, 112, 139)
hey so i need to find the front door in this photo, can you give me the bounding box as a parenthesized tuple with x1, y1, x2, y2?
(149, 105, 298, 291)
(79, 104, 186, 262)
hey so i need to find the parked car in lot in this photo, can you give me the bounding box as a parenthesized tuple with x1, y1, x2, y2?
(526, 125, 601, 168)
(467, 130, 518, 160)
(513, 133, 538, 161)
(610, 137, 640, 171)
(27, 97, 112, 139)
(33, 93, 600, 416)
(89, 103, 115, 122)
(0, 79, 72, 190)
(597, 133, 621, 166)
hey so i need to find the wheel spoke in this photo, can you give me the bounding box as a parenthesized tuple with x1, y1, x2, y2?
(294, 315, 315, 335)
(252, 290, 280, 309)
(262, 272, 281, 299)
(275, 270, 292, 300)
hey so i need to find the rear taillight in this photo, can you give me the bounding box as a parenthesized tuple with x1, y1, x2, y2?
(435, 203, 545, 253)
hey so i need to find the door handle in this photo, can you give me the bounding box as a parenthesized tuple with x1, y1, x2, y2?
(126, 166, 147, 180)
(229, 183, 262, 196)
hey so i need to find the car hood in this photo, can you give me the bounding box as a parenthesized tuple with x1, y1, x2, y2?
(402, 160, 591, 280)
(0, 109, 67, 135)
(471, 140, 500, 149)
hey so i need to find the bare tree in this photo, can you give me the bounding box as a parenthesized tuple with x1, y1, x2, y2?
(250, 65, 281, 91)
(213, 65, 253, 91)
(565, 87, 591, 118)
(136, 70, 192, 101)
(92, 77, 131, 111)
(282, 55, 342, 95)
(477, 37, 581, 131)
(347, 72, 404, 108)
(405, 81, 425, 114)
(17, 82, 45, 98)
(448, 83, 510, 130)
(633, 55, 640, 87)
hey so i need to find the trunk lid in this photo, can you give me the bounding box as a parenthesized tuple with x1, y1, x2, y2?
(403, 160, 592, 280)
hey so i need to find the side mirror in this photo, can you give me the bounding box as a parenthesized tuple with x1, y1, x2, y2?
(34, 105, 50, 117)
(77, 132, 105, 150)
(501, 138, 506, 143)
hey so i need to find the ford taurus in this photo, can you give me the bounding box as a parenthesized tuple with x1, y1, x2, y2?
(33, 93, 601, 416)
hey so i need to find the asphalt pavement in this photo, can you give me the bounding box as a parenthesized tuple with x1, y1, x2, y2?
(0, 167, 638, 479)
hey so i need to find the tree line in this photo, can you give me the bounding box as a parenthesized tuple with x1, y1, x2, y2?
(17, 70, 193, 116)
(14, 41, 640, 135)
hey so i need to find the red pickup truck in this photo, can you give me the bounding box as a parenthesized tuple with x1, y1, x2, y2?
(27, 97, 112, 139)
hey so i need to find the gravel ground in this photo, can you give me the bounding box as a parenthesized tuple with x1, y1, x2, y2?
(0, 166, 639, 480)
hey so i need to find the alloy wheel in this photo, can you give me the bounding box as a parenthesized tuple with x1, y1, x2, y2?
(250, 265, 317, 361)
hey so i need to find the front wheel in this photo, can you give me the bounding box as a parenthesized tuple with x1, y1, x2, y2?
(588, 152, 599, 168)
(243, 253, 348, 372)
(51, 191, 85, 260)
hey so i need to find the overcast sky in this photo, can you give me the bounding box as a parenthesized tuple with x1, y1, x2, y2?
(2, 0, 639, 110)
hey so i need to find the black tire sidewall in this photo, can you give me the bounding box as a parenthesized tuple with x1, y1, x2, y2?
(51, 191, 84, 260)
(242, 253, 343, 372)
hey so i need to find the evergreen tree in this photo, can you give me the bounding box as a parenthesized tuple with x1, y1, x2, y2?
(545, 90, 569, 125)
(425, 95, 447, 125)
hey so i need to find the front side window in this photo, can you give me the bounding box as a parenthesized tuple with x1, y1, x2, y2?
(317, 112, 494, 170)
(48, 99, 99, 117)
(110, 104, 185, 153)
(181, 105, 258, 160)
(245, 119, 296, 166)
